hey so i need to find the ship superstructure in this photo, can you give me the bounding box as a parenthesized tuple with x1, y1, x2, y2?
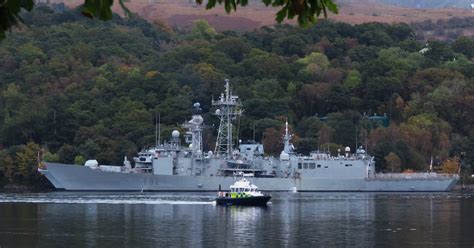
(39, 79, 459, 192)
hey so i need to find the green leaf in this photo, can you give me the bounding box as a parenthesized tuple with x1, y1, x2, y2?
(206, 0, 217, 10)
(81, 0, 114, 20)
(224, 0, 231, 13)
(275, 7, 288, 23)
(0, 0, 35, 40)
(118, 0, 132, 18)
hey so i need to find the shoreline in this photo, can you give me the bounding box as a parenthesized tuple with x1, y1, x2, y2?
(451, 184, 474, 193)
(0, 184, 53, 193)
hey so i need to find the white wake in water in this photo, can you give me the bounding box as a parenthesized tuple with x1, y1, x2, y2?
(0, 194, 215, 205)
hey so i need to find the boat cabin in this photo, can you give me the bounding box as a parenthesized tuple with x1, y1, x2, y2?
(219, 178, 264, 198)
(230, 183, 258, 193)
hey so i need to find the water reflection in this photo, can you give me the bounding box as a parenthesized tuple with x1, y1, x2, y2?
(214, 206, 268, 246)
(274, 193, 375, 246)
(0, 193, 472, 247)
(373, 194, 473, 247)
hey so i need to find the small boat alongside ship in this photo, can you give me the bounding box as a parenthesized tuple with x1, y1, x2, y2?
(216, 173, 271, 206)
(38, 79, 459, 192)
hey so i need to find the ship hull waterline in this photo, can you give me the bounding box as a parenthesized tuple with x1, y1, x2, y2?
(40, 163, 459, 192)
(216, 196, 272, 206)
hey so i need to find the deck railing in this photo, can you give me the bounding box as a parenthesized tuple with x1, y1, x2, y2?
(375, 172, 459, 179)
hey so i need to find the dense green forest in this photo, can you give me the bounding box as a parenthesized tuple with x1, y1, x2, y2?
(0, 5, 473, 188)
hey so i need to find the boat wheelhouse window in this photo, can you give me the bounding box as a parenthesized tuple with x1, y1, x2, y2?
(303, 163, 309, 169)
(317, 164, 321, 168)
(309, 163, 316, 169)
(324, 166, 328, 168)
(298, 163, 302, 169)
(345, 164, 352, 167)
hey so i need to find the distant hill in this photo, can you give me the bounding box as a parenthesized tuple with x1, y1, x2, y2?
(51, 0, 474, 31)
(237, 0, 472, 9)
(376, 0, 472, 9)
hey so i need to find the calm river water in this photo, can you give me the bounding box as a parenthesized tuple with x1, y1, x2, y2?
(0, 192, 472, 247)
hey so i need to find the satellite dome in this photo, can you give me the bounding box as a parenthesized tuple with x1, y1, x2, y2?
(215, 109, 221, 115)
(193, 102, 201, 108)
(172, 130, 180, 138)
(345, 146, 351, 152)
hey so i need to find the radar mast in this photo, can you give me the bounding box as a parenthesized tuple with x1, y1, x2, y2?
(183, 102, 204, 158)
(213, 79, 242, 158)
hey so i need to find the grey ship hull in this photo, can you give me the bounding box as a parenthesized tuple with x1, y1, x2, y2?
(41, 163, 459, 192)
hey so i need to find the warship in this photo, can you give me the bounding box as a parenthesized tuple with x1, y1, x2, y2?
(39, 80, 459, 192)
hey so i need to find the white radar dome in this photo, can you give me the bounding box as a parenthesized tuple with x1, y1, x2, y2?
(345, 146, 351, 152)
(215, 109, 221, 115)
(172, 130, 180, 138)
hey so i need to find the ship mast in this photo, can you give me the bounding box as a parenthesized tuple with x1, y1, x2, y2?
(283, 119, 292, 154)
(183, 102, 204, 175)
(213, 79, 242, 159)
(184, 103, 204, 158)
(280, 119, 293, 161)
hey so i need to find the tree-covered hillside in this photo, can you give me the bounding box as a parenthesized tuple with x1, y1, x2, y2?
(0, 5, 473, 188)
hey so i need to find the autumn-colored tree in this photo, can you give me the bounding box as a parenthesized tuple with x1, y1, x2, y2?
(441, 157, 460, 174)
(15, 142, 41, 183)
(0, 150, 14, 184)
(296, 83, 330, 116)
(384, 152, 401, 172)
(400, 114, 451, 160)
(317, 124, 334, 145)
(262, 128, 282, 156)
